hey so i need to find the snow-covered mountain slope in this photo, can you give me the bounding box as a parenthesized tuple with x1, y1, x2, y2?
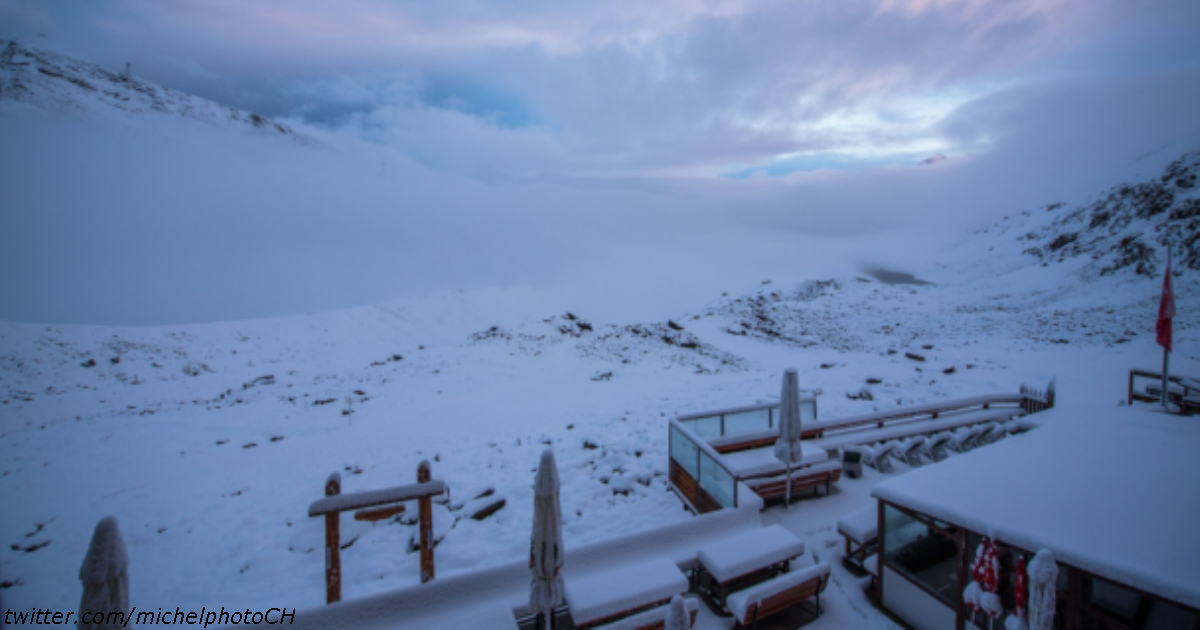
(954, 150, 1199, 277)
(0, 39, 310, 143)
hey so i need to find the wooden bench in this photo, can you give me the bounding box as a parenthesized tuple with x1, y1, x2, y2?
(837, 505, 877, 573)
(742, 460, 842, 502)
(594, 597, 699, 630)
(727, 563, 831, 629)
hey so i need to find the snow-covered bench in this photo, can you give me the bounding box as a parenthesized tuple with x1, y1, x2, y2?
(726, 562, 831, 629)
(695, 525, 806, 611)
(594, 596, 699, 630)
(563, 558, 689, 629)
(836, 505, 878, 572)
(741, 459, 843, 502)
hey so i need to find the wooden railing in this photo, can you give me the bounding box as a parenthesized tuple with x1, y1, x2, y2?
(1128, 369, 1200, 411)
(308, 461, 446, 604)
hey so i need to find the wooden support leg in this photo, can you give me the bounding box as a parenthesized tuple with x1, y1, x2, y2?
(324, 473, 342, 604)
(418, 460, 435, 583)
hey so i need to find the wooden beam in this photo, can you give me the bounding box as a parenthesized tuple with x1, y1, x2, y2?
(308, 479, 446, 517)
(324, 472, 341, 605)
(418, 460, 434, 584)
(353, 504, 406, 522)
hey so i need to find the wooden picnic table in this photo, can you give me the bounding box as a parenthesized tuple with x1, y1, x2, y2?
(695, 524, 805, 612)
(563, 558, 689, 628)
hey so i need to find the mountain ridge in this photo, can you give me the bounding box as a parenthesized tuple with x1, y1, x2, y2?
(0, 39, 314, 144)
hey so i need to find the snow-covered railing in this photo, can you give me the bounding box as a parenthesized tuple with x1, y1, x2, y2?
(668, 418, 740, 513)
(799, 391, 1039, 439)
(307, 460, 446, 604)
(676, 396, 816, 441)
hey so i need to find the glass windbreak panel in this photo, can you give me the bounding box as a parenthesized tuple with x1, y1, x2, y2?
(682, 416, 722, 439)
(1144, 597, 1198, 630)
(698, 451, 735, 508)
(1086, 576, 1142, 623)
(883, 505, 959, 605)
(799, 399, 817, 423)
(724, 408, 771, 436)
(670, 426, 699, 478)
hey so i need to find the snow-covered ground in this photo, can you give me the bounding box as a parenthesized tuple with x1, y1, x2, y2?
(2, 39, 1199, 628)
(2, 253, 1195, 623)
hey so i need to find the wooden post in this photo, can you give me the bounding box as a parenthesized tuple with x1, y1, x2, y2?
(954, 528, 969, 630)
(324, 472, 342, 604)
(418, 460, 434, 583)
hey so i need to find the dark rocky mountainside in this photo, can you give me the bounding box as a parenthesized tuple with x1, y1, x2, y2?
(1017, 152, 1199, 276)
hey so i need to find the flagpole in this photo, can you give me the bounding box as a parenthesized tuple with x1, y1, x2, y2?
(1162, 346, 1169, 409)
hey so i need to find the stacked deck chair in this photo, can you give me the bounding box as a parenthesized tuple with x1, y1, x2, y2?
(921, 432, 954, 462)
(866, 442, 897, 473)
(946, 425, 982, 453)
(892, 436, 926, 467)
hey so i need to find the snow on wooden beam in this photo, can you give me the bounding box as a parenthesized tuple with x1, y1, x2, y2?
(308, 480, 446, 517)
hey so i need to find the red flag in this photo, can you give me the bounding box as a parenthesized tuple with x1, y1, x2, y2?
(1157, 253, 1175, 352)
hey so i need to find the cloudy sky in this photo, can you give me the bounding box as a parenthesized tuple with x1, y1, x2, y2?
(5, 0, 1199, 183)
(2, 0, 1200, 324)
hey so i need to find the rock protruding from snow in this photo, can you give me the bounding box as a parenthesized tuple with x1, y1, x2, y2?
(78, 516, 130, 629)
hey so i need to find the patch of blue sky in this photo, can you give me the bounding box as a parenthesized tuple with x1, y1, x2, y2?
(421, 78, 539, 129)
(724, 151, 927, 179)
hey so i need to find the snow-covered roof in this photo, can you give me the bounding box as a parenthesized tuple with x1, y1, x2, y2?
(872, 404, 1200, 611)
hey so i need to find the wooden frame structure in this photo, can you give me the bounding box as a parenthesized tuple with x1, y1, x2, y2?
(307, 460, 446, 604)
(1128, 368, 1200, 413)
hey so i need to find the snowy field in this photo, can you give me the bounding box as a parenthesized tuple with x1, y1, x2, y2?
(1, 246, 1195, 626)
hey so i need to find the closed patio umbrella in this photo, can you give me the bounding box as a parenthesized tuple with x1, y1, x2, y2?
(79, 516, 129, 629)
(774, 369, 804, 507)
(1027, 550, 1058, 630)
(664, 594, 689, 630)
(529, 449, 564, 630)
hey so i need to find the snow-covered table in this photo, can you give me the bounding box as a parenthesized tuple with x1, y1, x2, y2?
(837, 505, 878, 571)
(719, 442, 828, 478)
(695, 524, 805, 610)
(563, 558, 689, 628)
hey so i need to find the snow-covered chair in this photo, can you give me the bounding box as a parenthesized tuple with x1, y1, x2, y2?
(865, 442, 896, 473)
(946, 426, 981, 453)
(892, 436, 927, 467)
(977, 422, 1005, 446)
(921, 432, 953, 462)
(970, 422, 997, 446)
